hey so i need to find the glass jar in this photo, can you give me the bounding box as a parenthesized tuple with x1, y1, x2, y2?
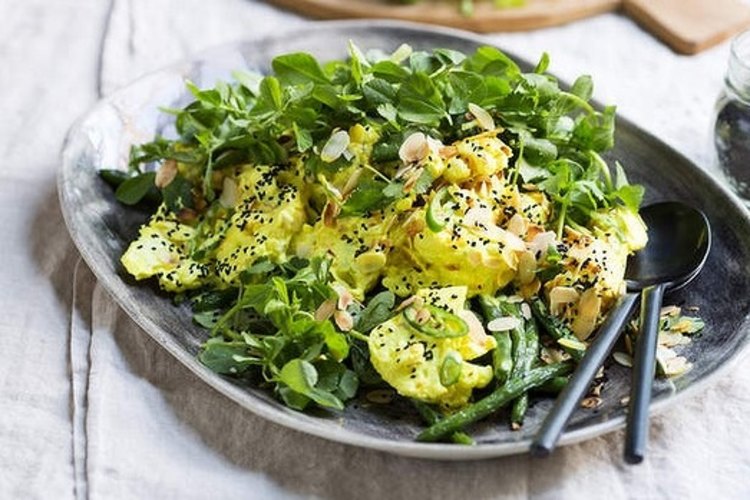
(714, 31, 750, 204)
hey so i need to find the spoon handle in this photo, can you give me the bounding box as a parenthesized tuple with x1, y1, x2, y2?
(625, 283, 666, 464)
(531, 292, 639, 457)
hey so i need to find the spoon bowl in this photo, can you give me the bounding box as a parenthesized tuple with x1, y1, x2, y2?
(625, 201, 711, 291)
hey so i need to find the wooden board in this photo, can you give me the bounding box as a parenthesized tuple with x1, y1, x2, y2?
(266, 0, 620, 32)
(623, 0, 750, 55)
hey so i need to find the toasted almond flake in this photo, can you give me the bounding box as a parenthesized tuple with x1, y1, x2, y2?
(218, 177, 238, 208)
(507, 213, 528, 237)
(468, 102, 495, 131)
(526, 230, 558, 258)
(558, 337, 586, 351)
(334, 310, 354, 331)
(322, 200, 340, 227)
(487, 316, 522, 332)
(321, 130, 350, 163)
(366, 389, 394, 404)
(458, 309, 489, 345)
(341, 168, 363, 197)
(660, 305, 681, 317)
(463, 206, 495, 228)
(613, 351, 633, 368)
(658, 331, 690, 347)
(314, 299, 336, 321)
(519, 279, 541, 299)
(572, 289, 602, 340)
(333, 284, 354, 311)
(506, 295, 524, 303)
(581, 396, 602, 409)
(396, 295, 423, 312)
(439, 145, 458, 159)
(399, 132, 430, 164)
(154, 159, 178, 188)
(403, 166, 425, 192)
(549, 286, 579, 316)
(520, 302, 532, 320)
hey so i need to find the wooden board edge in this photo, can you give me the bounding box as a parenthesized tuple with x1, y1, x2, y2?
(266, 0, 621, 33)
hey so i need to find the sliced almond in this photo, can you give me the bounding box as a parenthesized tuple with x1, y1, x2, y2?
(155, 159, 178, 188)
(322, 200, 340, 227)
(507, 213, 528, 237)
(333, 284, 354, 311)
(218, 177, 238, 208)
(321, 130, 350, 163)
(487, 316, 522, 332)
(468, 103, 495, 131)
(341, 168, 363, 198)
(549, 286, 579, 316)
(520, 302, 532, 320)
(333, 310, 354, 331)
(399, 132, 429, 164)
(613, 351, 633, 368)
(314, 299, 337, 321)
(571, 288, 602, 340)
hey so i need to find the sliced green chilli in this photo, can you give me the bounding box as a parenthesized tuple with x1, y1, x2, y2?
(403, 304, 469, 338)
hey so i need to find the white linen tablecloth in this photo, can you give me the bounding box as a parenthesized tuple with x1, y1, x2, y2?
(2, 0, 750, 498)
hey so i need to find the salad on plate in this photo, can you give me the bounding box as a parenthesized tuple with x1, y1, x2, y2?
(101, 42, 702, 443)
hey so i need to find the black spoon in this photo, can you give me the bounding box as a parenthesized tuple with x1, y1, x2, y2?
(625, 202, 710, 464)
(530, 201, 711, 458)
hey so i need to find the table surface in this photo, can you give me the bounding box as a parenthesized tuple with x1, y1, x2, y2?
(2, 1, 750, 499)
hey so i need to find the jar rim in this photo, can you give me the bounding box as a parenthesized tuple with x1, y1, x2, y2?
(731, 30, 750, 71)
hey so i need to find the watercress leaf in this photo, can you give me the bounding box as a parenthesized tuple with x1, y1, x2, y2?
(279, 358, 319, 393)
(434, 48, 466, 66)
(570, 75, 594, 101)
(161, 174, 193, 212)
(199, 339, 253, 374)
(292, 122, 313, 152)
(258, 76, 283, 110)
(363, 77, 397, 106)
(341, 178, 391, 216)
(614, 184, 645, 211)
(521, 134, 558, 166)
(534, 52, 550, 74)
(336, 369, 359, 400)
(322, 321, 349, 361)
(115, 172, 157, 205)
(370, 60, 410, 82)
(231, 69, 263, 94)
(308, 388, 345, 410)
(464, 46, 520, 80)
(272, 53, 329, 85)
(278, 386, 310, 410)
(355, 290, 395, 333)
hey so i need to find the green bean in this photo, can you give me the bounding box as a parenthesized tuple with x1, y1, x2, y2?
(530, 298, 584, 362)
(511, 315, 540, 427)
(477, 295, 514, 382)
(534, 375, 570, 394)
(416, 362, 573, 442)
(412, 401, 475, 445)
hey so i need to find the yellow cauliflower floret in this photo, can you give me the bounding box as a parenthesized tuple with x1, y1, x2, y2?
(214, 165, 307, 284)
(292, 213, 390, 300)
(368, 287, 496, 410)
(545, 227, 629, 340)
(382, 185, 526, 298)
(120, 205, 208, 292)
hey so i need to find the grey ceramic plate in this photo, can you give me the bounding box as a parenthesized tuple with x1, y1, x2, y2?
(60, 20, 750, 460)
